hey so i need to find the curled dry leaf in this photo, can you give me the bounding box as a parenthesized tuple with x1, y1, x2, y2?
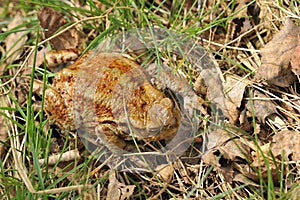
(5, 12, 28, 64)
(256, 18, 298, 87)
(38, 7, 84, 50)
(245, 89, 277, 123)
(107, 171, 135, 200)
(195, 59, 239, 123)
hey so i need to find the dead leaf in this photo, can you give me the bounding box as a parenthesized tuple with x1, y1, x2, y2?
(155, 164, 174, 182)
(291, 35, 300, 75)
(196, 59, 239, 123)
(38, 7, 84, 50)
(107, 171, 135, 200)
(224, 76, 247, 124)
(218, 165, 235, 183)
(223, 100, 240, 124)
(202, 128, 251, 183)
(271, 130, 300, 162)
(203, 129, 250, 166)
(266, 115, 286, 130)
(233, 171, 260, 187)
(224, 75, 247, 119)
(193, 75, 207, 96)
(235, 0, 248, 18)
(245, 89, 277, 123)
(5, 12, 28, 64)
(256, 18, 297, 87)
(249, 145, 279, 183)
(251, 130, 300, 183)
(27, 47, 50, 67)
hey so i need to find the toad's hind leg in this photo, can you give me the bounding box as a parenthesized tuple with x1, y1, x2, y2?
(45, 49, 80, 68)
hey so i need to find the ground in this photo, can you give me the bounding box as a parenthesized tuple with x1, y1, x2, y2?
(0, 0, 300, 199)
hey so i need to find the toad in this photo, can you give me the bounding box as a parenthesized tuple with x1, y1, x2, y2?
(44, 51, 185, 150)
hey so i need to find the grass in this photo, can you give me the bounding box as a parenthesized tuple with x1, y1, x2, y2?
(0, 0, 300, 199)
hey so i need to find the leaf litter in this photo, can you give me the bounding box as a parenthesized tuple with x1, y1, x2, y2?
(1, 1, 300, 199)
(256, 18, 298, 87)
(4, 12, 28, 64)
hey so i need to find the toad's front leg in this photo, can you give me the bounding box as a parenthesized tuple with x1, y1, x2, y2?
(94, 124, 135, 153)
(44, 87, 76, 131)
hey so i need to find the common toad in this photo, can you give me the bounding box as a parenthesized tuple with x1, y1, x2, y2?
(45, 51, 183, 150)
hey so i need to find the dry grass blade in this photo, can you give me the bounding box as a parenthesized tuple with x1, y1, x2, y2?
(0, 90, 9, 157)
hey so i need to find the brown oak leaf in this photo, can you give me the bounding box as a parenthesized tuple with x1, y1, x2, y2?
(271, 130, 300, 162)
(256, 18, 297, 87)
(38, 7, 84, 50)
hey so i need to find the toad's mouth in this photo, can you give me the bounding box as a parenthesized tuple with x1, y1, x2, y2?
(126, 124, 179, 141)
